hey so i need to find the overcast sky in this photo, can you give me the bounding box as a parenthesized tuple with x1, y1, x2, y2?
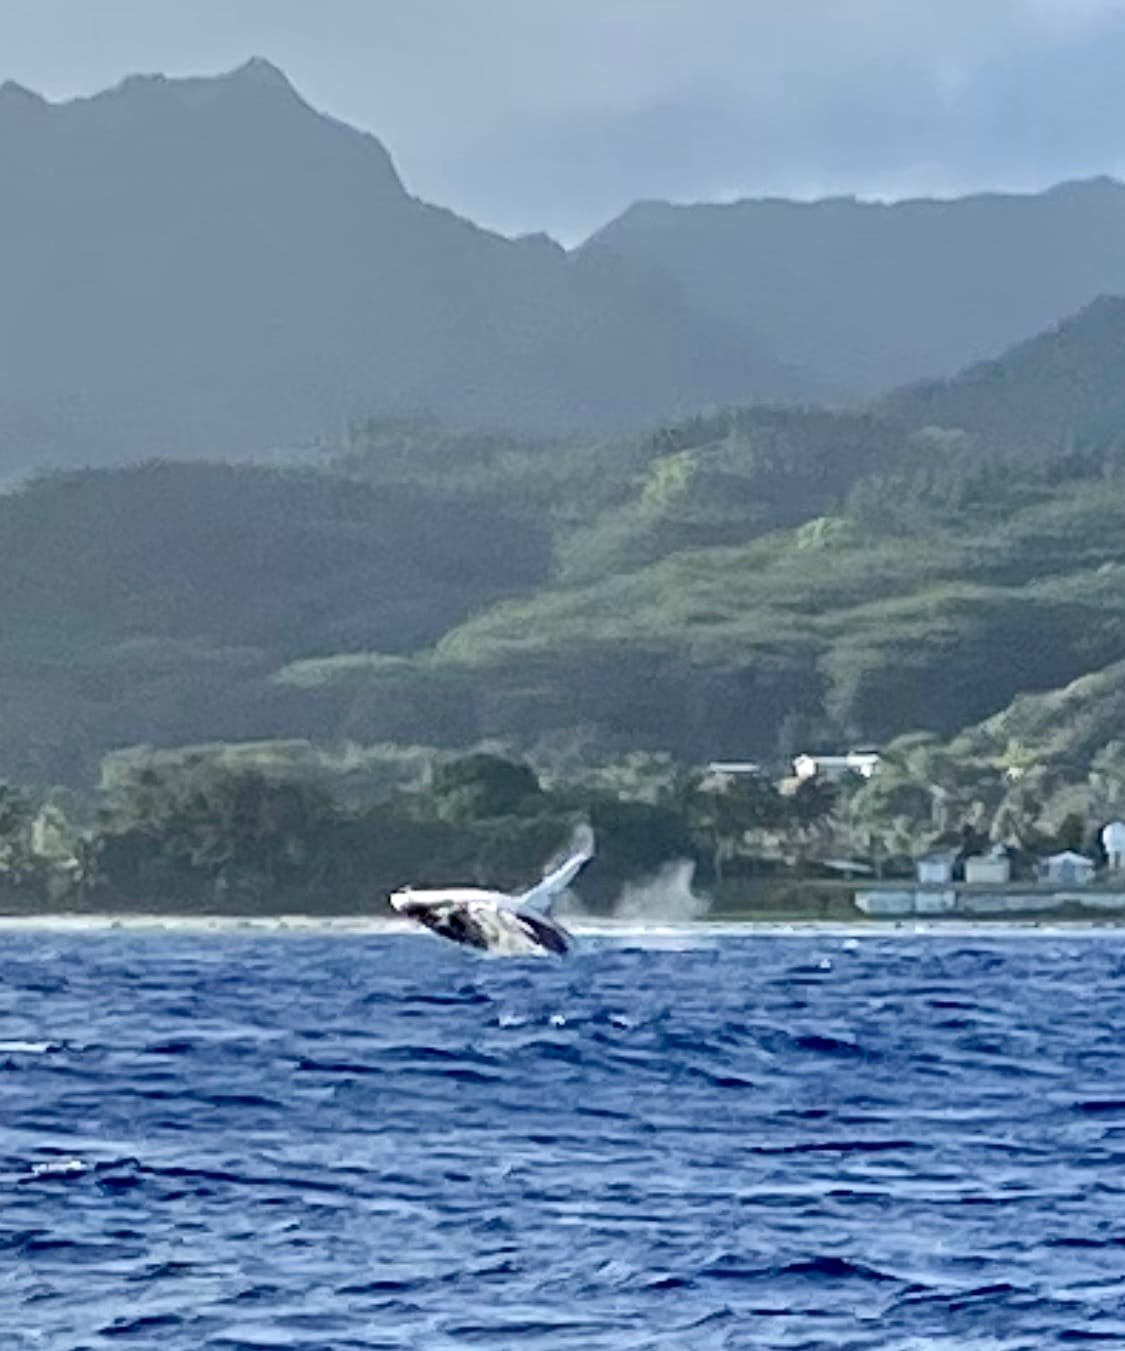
(3, 0, 1125, 241)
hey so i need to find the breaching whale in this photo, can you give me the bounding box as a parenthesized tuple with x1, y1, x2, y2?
(388, 827, 593, 956)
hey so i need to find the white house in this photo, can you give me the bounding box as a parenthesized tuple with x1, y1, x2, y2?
(916, 850, 958, 885)
(700, 761, 764, 793)
(915, 889, 958, 915)
(854, 890, 915, 916)
(1039, 851, 1096, 886)
(793, 750, 881, 782)
(964, 849, 1012, 886)
(705, 761, 763, 779)
(1102, 821, 1125, 870)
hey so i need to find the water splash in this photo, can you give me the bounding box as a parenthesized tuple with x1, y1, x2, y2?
(613, 859, 710, 921)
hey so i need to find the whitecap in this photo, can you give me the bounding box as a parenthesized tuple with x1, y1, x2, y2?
(0, 1040, 57, 1055)
(30, 1158, 87, 1178)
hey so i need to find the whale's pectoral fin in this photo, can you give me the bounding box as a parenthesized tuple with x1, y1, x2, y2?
(516, 825, 594, 914)
(515, 910, 571, 955)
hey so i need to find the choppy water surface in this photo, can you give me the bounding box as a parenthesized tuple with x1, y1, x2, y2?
(4, 927, 1125, 1349)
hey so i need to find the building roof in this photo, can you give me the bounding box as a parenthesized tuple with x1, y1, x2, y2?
(822, 858, 875, 876)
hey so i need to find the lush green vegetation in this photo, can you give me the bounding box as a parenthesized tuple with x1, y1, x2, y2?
(8, 360, 1125, 791)
(1, 276, 1125, 915)
(8, 69, 1125, 913)
(0, 745, 832, 914)
(1, 721, 1119, 914)
(284, 438, 1125, 761)
(0, 461, 550, 782)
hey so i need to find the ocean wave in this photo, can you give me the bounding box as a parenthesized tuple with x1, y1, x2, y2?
(3, 930, 1125, 1347)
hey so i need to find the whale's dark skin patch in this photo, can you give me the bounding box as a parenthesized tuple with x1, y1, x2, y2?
(403, 902, 491, 951)
(515, 910, 570, 955)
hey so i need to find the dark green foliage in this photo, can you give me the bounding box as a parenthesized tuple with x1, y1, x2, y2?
(429, 753, 543, 823)
(91, 758, 341, 906)
(553, 407, 918, 581)
(0, 461, 551, 655)
(0, 461, 550, 782)
(682, 773, 787, 880)
(75, 746, 699, 912)
(884, 297, 1125, 452)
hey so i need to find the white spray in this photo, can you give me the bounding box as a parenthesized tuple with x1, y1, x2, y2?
(612, 859, 710, 922)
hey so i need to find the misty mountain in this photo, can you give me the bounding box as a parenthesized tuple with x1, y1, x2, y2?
(587, 178, 1125, 396)
(0, 60, 803, 470)
(881, 295, 1125, 451)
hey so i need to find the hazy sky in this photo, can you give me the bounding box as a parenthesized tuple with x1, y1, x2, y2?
(3, 0, 1125, 241)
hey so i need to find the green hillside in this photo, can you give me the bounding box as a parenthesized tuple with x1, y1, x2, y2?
(0, 461, 551, 782)
(883, 295, 1125, 451)
(3, 298, 1125, 792)
(277, 459, 1125, 761)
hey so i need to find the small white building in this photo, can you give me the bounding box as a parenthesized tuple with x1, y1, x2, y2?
(1039, 851, 1096, 886)
(793, 750, 881, 782)
(705, 761, 763, 779)
(964, 849, 1012, 886)
(1102, 821, 1125, 870)
(700, 761, 764, 792)
(915, 889, 958, 915)
(854, 890, 915, 916)
(916, 850, 958, 885)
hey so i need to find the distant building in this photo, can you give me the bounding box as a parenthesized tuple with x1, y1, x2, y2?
(914, 889, 958, 915)
(854, 890, 915, 916)
(705, 761, 763, 779)
(700, 761, 764, 792)
(1039, 851, 1096, 886)
(964, 848, 1012, 886)
(916, 850, 958, 885)
(793, 750, 881, 782)
(1103, 821, 1125, 870)
(821, 858, 875, 877)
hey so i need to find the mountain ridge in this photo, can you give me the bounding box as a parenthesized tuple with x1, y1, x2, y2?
(588, 175, 1125, 396)
(0, 61, 804, 468)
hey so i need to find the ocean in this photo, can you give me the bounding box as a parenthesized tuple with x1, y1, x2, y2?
(3, 923, 1124, 1349)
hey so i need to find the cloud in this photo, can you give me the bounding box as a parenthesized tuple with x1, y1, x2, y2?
(2, 0, 1125, 239)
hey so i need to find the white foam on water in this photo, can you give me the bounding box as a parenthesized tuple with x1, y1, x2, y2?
(0, 913, 412, 935)
(0, 1040, 57, 1055)
(30, 1158, 87, 1178)
(2, 912, 1124, 941)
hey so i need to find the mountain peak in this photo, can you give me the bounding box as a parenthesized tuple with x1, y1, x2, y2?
(101, 58, 301, 110)
(225, 57, 297, 94)
(0, 80, 48, 116)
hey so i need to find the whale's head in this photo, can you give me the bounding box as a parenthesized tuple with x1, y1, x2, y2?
(388, 887, 420, 917)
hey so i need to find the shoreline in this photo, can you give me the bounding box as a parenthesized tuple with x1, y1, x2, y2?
(2, 911, 1125, 936)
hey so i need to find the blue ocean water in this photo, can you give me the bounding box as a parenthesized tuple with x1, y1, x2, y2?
(3, 927, 1125, 1350)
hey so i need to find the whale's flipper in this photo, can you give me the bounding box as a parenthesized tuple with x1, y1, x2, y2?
(516, 825, 594, 914)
